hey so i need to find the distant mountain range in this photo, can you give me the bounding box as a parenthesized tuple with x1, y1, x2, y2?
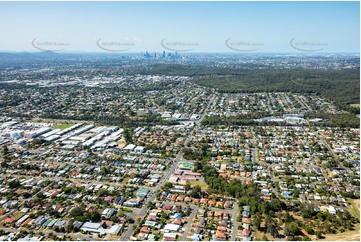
(0, 51, 63, 62)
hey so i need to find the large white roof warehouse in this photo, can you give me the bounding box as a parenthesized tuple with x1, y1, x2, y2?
(80, 222, 106, 235)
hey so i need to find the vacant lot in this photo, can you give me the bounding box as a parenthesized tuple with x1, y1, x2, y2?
(121, 176, 131, 185)
(349, 199, 360, 219)
(189, 180, 208, 190)
(54, 122, 75, 130)
(117, 138, 127, 149)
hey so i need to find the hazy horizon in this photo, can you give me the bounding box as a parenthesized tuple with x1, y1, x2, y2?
(0, 51, 360, 55)
(0, 1, 359, 53)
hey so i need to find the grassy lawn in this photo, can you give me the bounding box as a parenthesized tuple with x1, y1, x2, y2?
(121, 177, 131, 185)
(253, 228, 274, 241)
(189, 180, 208, 190)
(348, 199, 360, 220)
(119, 207, 132, 213)
(13, 212, 25, 220)
(320, 223, 360, 241)
(25, 119, 43, 123)
(54, 122, 76, 130)
(350, 104, 360, 108)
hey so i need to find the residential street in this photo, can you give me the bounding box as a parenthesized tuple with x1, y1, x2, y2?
(180, 207, 198, 241)
(231, 201, 239, 241)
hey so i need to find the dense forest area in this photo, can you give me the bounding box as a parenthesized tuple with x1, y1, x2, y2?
(192, 68, 359, 115)
(200, 112, 360, 128)
(136, 64, 359, 114)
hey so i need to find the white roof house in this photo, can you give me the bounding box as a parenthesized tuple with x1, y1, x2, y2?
(164, 233, 178, 239)
(124, 144, 136, 151)
(80, 222, 106, 234)
(328, 206, 336, 215)
(107, 224, 123, 235)
(163, 224, 181, 232)
(135, 146, 145, 153)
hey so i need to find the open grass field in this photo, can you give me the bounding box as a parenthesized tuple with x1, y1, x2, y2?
(253, 230, 272, 241)
(348, 199, 360, 220)
(320, 224, 360, 241)
(25, 118, 89, 130)
(25, 119, 76, 130)
(189, 180, 208, 190)
(54, 122, 76, 130)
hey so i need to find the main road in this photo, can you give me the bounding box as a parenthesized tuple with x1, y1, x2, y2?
(156, 200, 238, 241)
(315, 131, 351, 172)
(0, 227, 95, 241)
(120, 93, 216, 241)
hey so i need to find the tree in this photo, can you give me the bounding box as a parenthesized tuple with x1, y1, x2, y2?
(62, 186, 73, 195)
(8, 180, 21, 188)
(315, 230, 323, 239)
(302, 236, 311, 241)
(147, 202, 155, 209)
(70, 207, 84, 218)
(117, 210, 125, 217)
(163, 182, 173, 189)
(89, 210, 101, 222)
(100, 167, 109, 176)
(301, 205, 315, 218)
(270, 199, 286, 211)
(186, 205, 191, 216)
(185, 181, 191, 191)
(2, 145, 8, 156)
(285, 222, 301, 236)
(48, 232, 54, 239)
(110, 215, 119, 223)
(265, 217, 279, 238)
(304, 225, 314, 235)
(97, 188, 108, 197)
(193, 162, 203, 172)
(1, 146, 10, 167)
(261, 235, 269, 241)
(284, 212, 294, 223)
(190, 185, 202, 198)
(123, 129, 133, 144)
(253, 215, 261, 230)
(66, 222, 73, 233)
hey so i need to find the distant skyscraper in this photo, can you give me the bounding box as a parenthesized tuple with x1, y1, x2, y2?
(144, 51, 151, 58)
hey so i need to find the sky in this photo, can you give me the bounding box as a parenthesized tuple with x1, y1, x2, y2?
(0, 1, 359, 53)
